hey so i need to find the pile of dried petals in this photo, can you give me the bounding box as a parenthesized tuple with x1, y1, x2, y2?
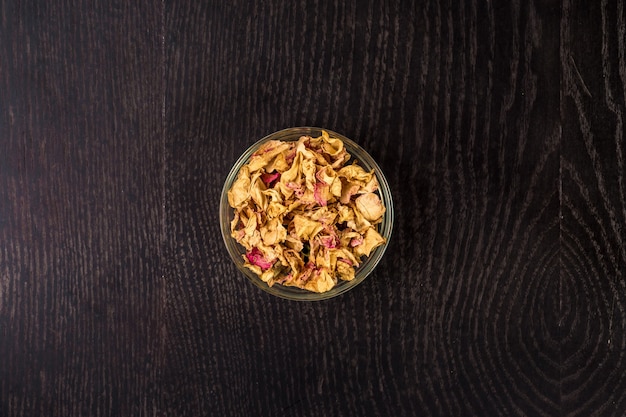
(227, 131, 386, 293)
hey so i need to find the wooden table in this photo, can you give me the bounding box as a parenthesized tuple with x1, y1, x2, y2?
(1, 1, 625, 415)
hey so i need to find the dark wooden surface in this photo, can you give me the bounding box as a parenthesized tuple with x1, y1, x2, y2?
(1, 0, 625, 416)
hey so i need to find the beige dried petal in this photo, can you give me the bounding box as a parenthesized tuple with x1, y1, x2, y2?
(302, 158, 317, 191)
(276, 181, 296, 200)
(315, 254, 330, 271)
(284, 249, 304, 273)
(309, 206, 338, 224)
(285, 235, 304, 252)
(330, 177, 342, 197)
(320, 130, 344, 156)
(338, 164, 373, 185)
(280, 152, 303, 185)
(339, 179, 361, 204)
(266, 202, 287, 219)
(250, 174, 267, 210)
(347, 207, 372, 233)
(331, 151, 350, 169)
(336, 204, 354, 224)
(339, 230, 361, 248)
(303, 268, 336, 293)
(261, 268, 277, 283)
(265, 151, 290, 173)
(227, 166, 251, 208)
(355, 193, 385, 221)
(336, 260, 355, 281)
(298, 188, 317, 205)
(313, 152, 331, 166)
(316, 165, 336, 185)
(259, 243, 282, 265)
(247, 140, 292, 172)
(244, 214, 257, 237)
(361, 175, 379, 193)
(295, 137, 316, 160)
(263, 188, 283, 201)
(337, 247, 360, 267)
(293, 214, 324, 240)
(261, 218, 286, 246)
(286, 200, 303, 214)
(353, 227, 386, 258)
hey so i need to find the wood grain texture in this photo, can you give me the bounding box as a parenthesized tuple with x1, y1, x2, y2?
(1, 0, 625, 416)
(0, 1, 164, 416)
(561, 0, 626, 415)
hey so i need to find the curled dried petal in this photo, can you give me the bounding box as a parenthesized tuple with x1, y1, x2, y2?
(353, 228, 386, 258)
(261, 172, 281, 187)
(280, 152, 303, 185)
(339, 179, 361, 204)
(245, 248, 274, 270)
(227, 166, 251, 208)
(250, 173, 267, 210)
(293, 214, 324, 241)
(313, 181, 329, 206)
(336, 260, 355, 281)
(319, 234, 338, 249)
(316, 165, 336, 185)
(265, 152, 290, 173)
(303, 267, 336, 293)
(355, 192, 386, 221)
(320, 130, 344, 156)
(261, 218, 287, 246)
(248, 140, 292, 172)
(338, 164, 373, 186)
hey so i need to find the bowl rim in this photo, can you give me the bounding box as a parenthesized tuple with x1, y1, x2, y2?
(220, 126, 394, 301)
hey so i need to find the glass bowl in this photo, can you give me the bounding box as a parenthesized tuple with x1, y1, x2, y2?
(219, 127, 394, 301)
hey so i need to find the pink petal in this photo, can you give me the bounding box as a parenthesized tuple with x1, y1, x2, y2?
(320, 235, 338, 249)
(350, 236, 363, 247)
(314, 181, 327, 206)
(246, 248, 274, 270)
(261, 172, 281, 187)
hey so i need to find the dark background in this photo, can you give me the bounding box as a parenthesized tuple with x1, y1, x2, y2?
(1, 0, 625, 416)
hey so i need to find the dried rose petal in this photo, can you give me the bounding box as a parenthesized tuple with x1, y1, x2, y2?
(319, 235, 338, 249)
(313, 181, 327, 206)
(355, 192, 385, 221)
(245, 248, 274, 270)
(261, 172, 281, 187)
(353, 228, 385, 258)
(339, 179, 361, 204)
(350, 236, 363, 247)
